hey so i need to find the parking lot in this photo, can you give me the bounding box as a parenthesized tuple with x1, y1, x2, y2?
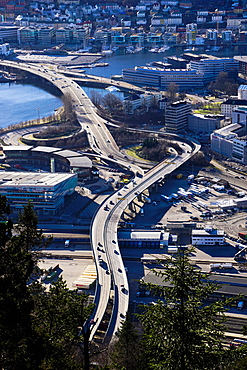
(37, 257, 95, 293)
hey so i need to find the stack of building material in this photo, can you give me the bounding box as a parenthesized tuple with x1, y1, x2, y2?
(72, 265, 97, 289)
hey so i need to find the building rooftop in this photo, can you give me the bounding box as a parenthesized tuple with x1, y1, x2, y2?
(213, 123, 241, 138)
(118, 230, 163, 240)
(32, 146, 60, 153)
(192, 228, 224, 236)
(222, 98, 247, 106)
(68, 156, 92, 168)
(0, 172, 77, 188)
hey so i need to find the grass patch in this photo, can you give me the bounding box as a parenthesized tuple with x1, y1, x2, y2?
(126, 145, 153, 162)
(194, 102, 221, 115)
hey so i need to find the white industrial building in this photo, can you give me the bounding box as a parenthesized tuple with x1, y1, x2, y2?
(117, 229, 177, 249)
(0, 172, 77, 216)
(211, 123, 238, 157)
(191, 226, 225, 246)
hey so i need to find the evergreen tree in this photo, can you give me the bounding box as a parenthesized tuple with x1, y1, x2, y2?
(0, 198, 36, 368)
(110, 313, 144, 370)
(31, 277, 94, 369)
(0, 199, 93, 369)
(138, 248, 237, 370)
(16, 200, 51, 252)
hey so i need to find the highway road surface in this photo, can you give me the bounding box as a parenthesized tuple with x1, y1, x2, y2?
(0, 60, 200, 342)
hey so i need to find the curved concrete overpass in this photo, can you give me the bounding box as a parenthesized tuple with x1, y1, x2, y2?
(0, 60, 200, 342)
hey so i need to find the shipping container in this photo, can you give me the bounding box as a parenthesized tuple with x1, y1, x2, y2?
(239, 232, 247, 240)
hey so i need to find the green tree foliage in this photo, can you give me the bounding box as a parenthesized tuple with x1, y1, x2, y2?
(0, 197, 36, 368)
(110, 313, 144, 370)
(138, 249, 236, 370)
(0, 198, 93, 369)
(31, 277, 94, 370)
(143, 137, 158, 148)
(16, 200, 51, 252)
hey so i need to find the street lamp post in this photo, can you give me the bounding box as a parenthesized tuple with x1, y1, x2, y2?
(36, 107, 40, 120)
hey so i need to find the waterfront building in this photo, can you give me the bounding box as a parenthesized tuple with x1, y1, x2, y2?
(18, 26, 37, 45)
(165, 101, 191, 133)
(189, 56, 238, 84)
(0, 171, 77, 216)
(122, 66, 203, 90)
(37, 26, 55, 45)
(159, 69, 203, 89)
(206, 29, 218, 41)
(188, 113, 226, 134)
(55, 27, 71, 44)
(186, 23, 197, 45)
(0, 25, 18, 43)
(221, 30, 232, 42)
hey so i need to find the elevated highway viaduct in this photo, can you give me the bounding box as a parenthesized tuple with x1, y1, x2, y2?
(0, 60, 200, 342)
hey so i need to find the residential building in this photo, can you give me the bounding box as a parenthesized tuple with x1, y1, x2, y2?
(165, 101, 191, 133)
(55, 27, 71, 44)
(123, 92, 162, 115)
(0, 25, 18, 43)
(37, 26, 55, 45)
(18, 26, 37, 44)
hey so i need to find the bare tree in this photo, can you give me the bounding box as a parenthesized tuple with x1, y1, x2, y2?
(167, 82, 179, 102)
(102, 93, 123, 114)
(90, 91, 102, 107)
